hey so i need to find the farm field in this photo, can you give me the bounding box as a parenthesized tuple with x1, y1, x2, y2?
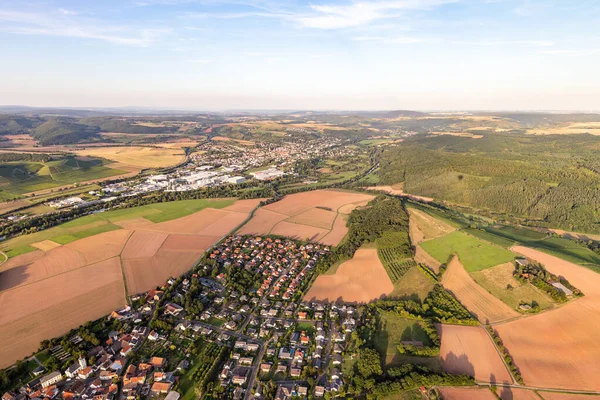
(420, 231, 516, 272)
(0, 197, 260, 367)
(496, 388, 541, 400)
(366, 185, 434, 202)
(407, 207, 455, 242)
(438, 387, 497, 400)
(441, 257, 520, 324)
(494, 247, 600, 391)
(373, 311, 434, 367)
(304, 248, 393, 303)
(438, 323, 513, 384)
(237, 189, 374, 246)
(539, 393, 600, 400)
(0, 156, 126, 198)
(0, 198, 237, 257)
(388, 266, 436, 302)
(377, 247, 416, 283)
(414, 245, 442, 273)
(75, 146, 186, 168)
(470, 262, 554, 311)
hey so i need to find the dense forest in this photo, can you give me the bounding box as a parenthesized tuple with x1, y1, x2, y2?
(378, 134, 600, 233)
(32, 118, 101, 145)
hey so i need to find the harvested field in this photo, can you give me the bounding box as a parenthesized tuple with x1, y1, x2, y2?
(438, 387, 497, 400)
(431, 131, 483, 139)
(75, 146, 185, 168)
(366, 185, 434, 202)
(160, 234, 220, 252)
(497, 388, 542, 400)
(539, 393, 600, 400)
(408, 217, 425, 245)
(0, 279, 125, 369)
(286, 208, 337, 230)
(438, 324, 512, 384)
(222, 198, 263, 213)
(494, 247, 600, 391)
(123, 249, 203, 294)
(0, 246, 87, 291)
(30, 240, 61, 252)
(114, 217, 154, 230)
(304, 248, 393, 303)
(237, 208, 289, 236)
(121, 231, 168, 260)
(338, 200, 369, 215)
(407, 208, 455, 240)
(511, 246, 600, 295)
(145, 208, 235, 235)
(442, 257, 520, 323)
(270, 221, 329, 242)
(238, 190, 374, 246)
(65, 229, 131, 265)
(319, 215, 350, 247)
(0, 198, 257, 367)
(0, 256, 124, 327)
(388, 266, 435, 302)
(414, 245, 442, 273)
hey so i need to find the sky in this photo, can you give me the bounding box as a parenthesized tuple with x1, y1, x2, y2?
(0, 0, 599, 111)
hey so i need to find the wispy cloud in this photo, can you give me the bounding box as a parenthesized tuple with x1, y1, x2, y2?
(538, 48, 600, 56)
(352, 35, 428, 44)
(189, 58, 214, 63)
(0, 9, 168, 46)
(294, 0, 457, 29)
(453, 39, 555, 47)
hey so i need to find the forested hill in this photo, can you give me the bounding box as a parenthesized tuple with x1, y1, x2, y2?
(32, 118, 101, 145)
(377, 133, 600, 233)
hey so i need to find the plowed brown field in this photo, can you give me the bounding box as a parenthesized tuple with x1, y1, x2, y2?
(304, 248, 393, 303)
(438, 323, 512, 384)
(442, 256, 519, 324)
(494, 247, 600, 391)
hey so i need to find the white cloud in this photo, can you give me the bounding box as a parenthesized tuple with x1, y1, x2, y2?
(0, 9, 168, 46)
(189, 58, 214, 63)
(294, 0, 457, 29)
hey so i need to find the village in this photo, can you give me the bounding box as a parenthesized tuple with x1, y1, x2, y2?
(2, 236, 360, 400)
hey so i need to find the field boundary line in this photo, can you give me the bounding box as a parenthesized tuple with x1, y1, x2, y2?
(481, 323, 517, 386)
(118, 231, 136, 303)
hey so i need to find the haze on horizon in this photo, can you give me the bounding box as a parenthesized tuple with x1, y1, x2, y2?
(0, 0, 599, 111)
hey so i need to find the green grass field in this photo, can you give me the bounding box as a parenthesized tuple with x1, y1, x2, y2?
(0, 198, 236, 257)
(420, 231, 515, 272)
(470, 263, 554, 311)
(0, 157, 126, 197)
(388, 266, 436, 302)
(373, 312, 433, 367)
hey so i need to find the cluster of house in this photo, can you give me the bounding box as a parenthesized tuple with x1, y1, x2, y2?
(192, 136, 344, 171)
(218, 340, 261, 388)
(211, 236, 329, 302)
(3, 326, 163, 400)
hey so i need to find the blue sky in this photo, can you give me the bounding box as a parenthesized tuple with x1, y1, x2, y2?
(0, 0, 599, 110)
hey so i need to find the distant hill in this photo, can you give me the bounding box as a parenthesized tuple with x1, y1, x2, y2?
(32, 118, 100, 145)
(82, 117, 178, 134)
(382, 110, 429, 118)
(0, 115, 44, 135)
